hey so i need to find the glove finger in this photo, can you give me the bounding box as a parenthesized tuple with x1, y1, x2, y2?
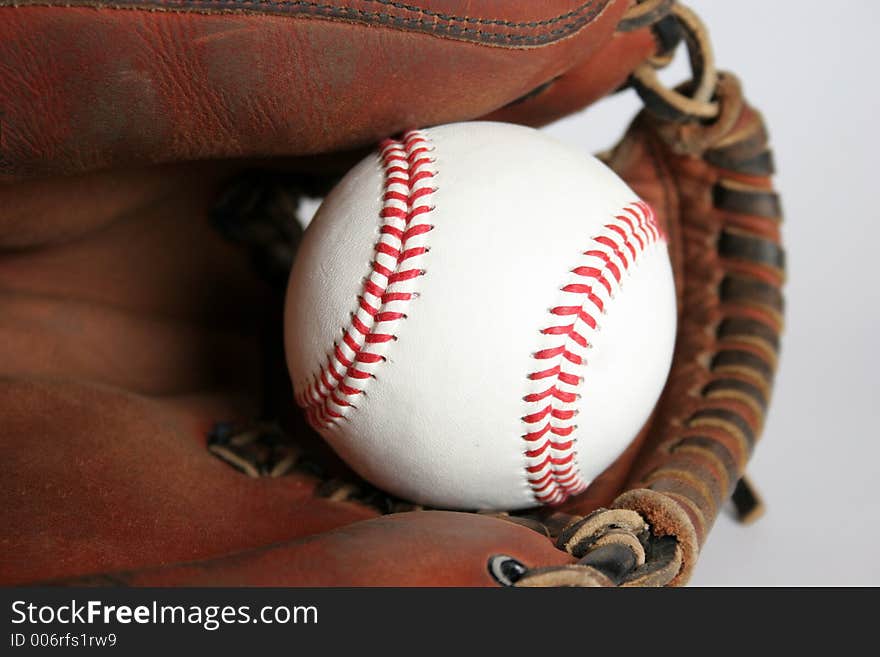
(0, 376, 379, 586)
(0, 1, 630, 181)
(50, 511, 572, 587)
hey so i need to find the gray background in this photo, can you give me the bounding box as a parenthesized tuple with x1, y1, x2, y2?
(545, 0, 879, 585)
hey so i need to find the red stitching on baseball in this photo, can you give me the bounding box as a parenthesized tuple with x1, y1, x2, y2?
(297, 130, 436, 429)
(522, 200, 663, 505)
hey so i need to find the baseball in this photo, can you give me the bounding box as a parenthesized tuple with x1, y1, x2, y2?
(285, 121, 676, 511)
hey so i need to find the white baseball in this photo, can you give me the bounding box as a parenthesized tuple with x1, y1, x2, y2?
(285, 121, 676, 511)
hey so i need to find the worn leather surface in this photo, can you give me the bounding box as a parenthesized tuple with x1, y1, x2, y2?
(0, 0, 652, 181)
(0, 2, 782, 586)
(0, 0, 668, 586)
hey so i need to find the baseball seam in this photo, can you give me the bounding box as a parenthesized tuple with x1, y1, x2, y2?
(522, 200, 662, 505)
(296, 130, 436, 429)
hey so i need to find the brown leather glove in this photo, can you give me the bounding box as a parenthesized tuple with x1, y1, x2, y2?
(0, 0, 784, 586)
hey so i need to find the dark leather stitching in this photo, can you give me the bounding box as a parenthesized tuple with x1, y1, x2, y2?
(688, 408, 757, 448)
(718, 229, 786, 269)
(702, 378, 768, 411)
(711, 349, 774, 383)
(720, 276, 784, 313)
(0, 0, 613, 46)
(713, 183, 782, 220)
(671, 436, 742, 486)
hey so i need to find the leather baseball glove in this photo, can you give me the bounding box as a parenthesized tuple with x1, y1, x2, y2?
(0, 0, 784, 586)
